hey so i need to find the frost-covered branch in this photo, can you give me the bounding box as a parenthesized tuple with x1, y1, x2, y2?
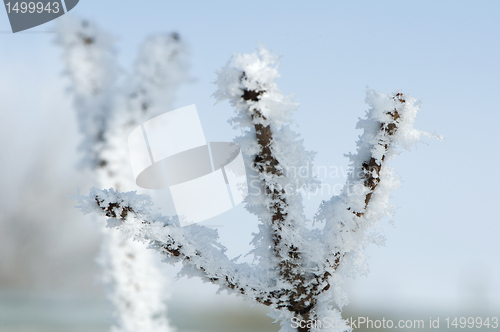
(124, 33, 190, 123)
(101, 32, 190, 189)
(57, 16, 190, 332)
(76, 46, 437, 332)
(213, 48, 329, 324)
(55, 16, 119, 170)
(315, 90, 432, 283)
(79, 188, 284, 307)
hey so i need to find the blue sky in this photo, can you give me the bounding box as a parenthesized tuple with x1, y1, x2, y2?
(1, 0, 499, 314)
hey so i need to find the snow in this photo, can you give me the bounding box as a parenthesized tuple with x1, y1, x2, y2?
(77, 45, 437, 332)
(58, 15, 190, 332)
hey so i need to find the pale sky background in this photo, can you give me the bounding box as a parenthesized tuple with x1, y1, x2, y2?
(1, 0, 499, 319)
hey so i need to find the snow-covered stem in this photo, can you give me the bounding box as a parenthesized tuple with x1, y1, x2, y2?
(76, 46, 436, 332)
(57, 16, 189, 332)
(213, 48, 329, 327)
(318, 93, 406, 274)
(84, 188, 282, 306)
(55, 16, 119, 170)
(100, 31, 190, 189)
(316, 90, 431, 282)
(98, 231, 172, 332)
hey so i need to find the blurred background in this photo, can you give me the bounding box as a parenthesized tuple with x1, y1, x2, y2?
(1, 1, 499, 331)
